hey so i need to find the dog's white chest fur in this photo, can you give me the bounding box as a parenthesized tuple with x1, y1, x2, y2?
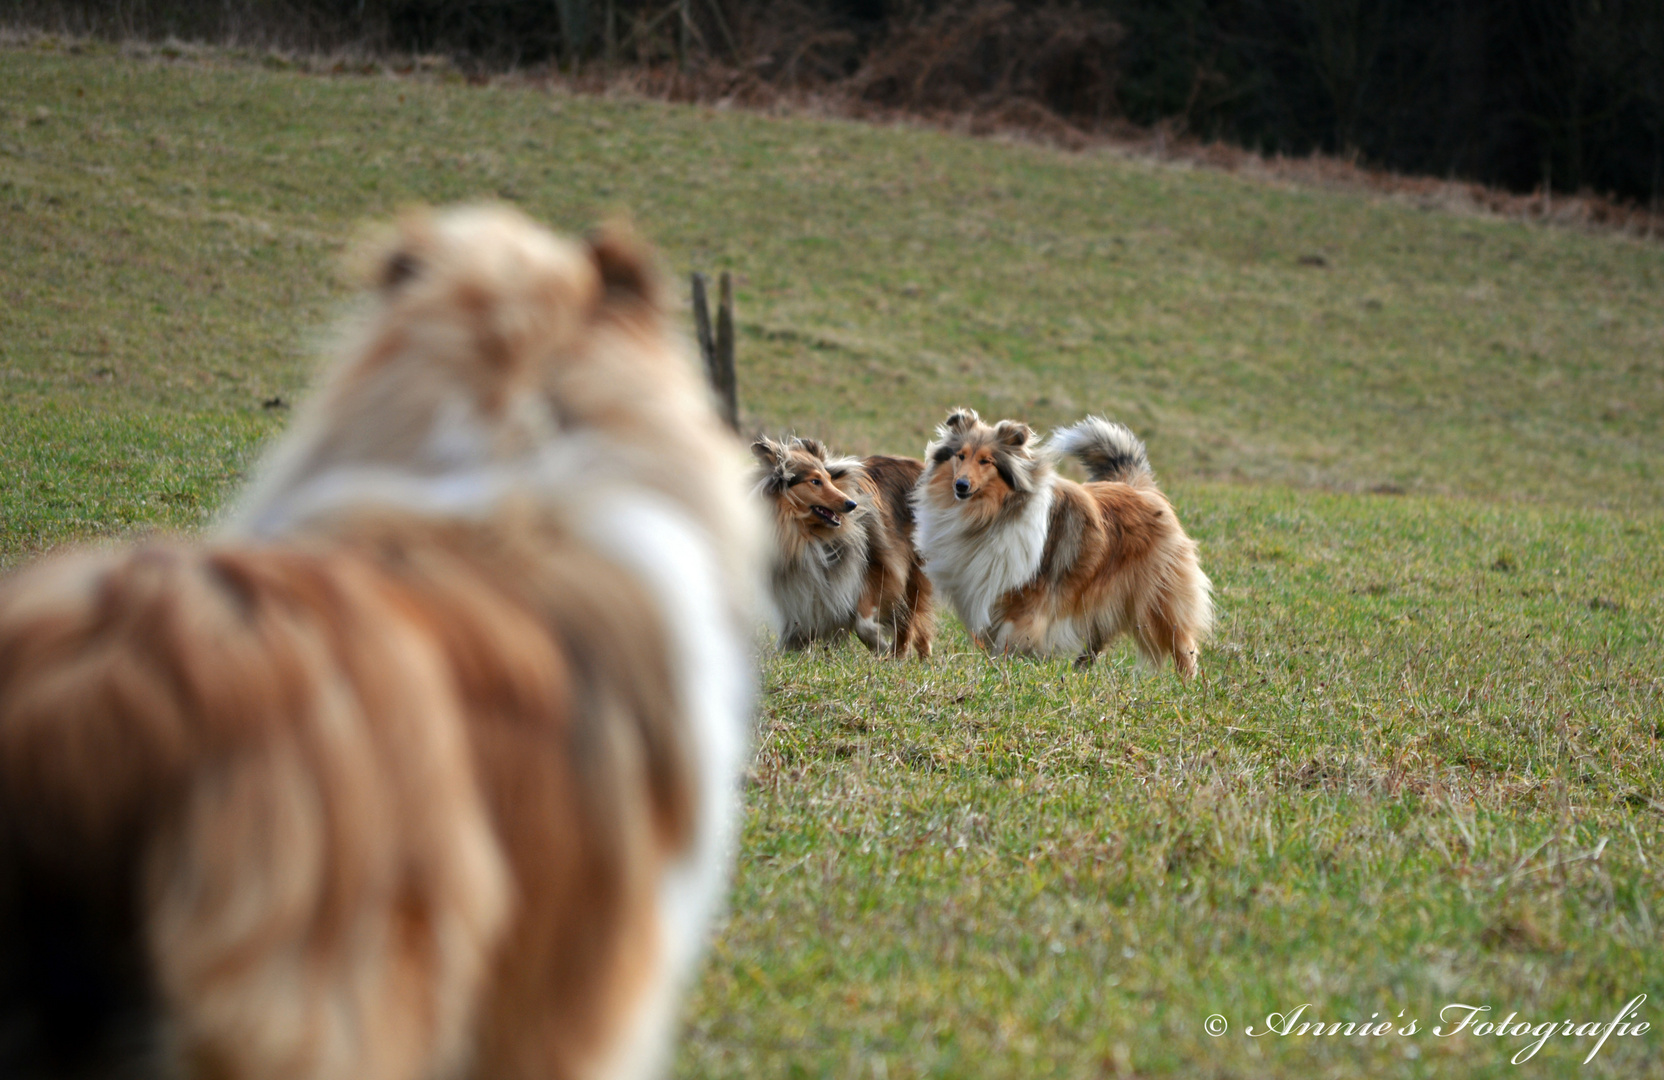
(915, 477, 1054, 634)
(771, 531, 865, 640)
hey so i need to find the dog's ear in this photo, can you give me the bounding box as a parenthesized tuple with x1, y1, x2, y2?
(379, 248, 421, 291)
(993, 420, 1032, 448)
(586, 223, 663, 312)
(791, 437, 828, 461)
(349, 208, 434, 294)
(944, 408, 980, 433)
(750, 437, 784, 467)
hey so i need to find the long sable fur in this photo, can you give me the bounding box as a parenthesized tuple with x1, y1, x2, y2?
(913, 408, 1211, 675)
(752, 435, 934, 658)
(0, 205, 761, 1080)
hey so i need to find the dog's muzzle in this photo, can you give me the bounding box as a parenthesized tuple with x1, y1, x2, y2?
(953, 478, 971, 499)
(810, 504, 847, 527)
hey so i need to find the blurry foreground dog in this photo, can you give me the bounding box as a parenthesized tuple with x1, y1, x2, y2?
(0, 206, 761, 1080)
(914, 409, 1210, 675)
(751, 435, 933, 658)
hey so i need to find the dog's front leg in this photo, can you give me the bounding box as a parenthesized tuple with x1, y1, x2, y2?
(991, 612, 1044, 652)
(853, 613, 886, 653)
(1074, 625, 1107, 670)
(988, 588, 1048, 656)
(855, 569, 896, 655)
(988, 617, 1046, 657)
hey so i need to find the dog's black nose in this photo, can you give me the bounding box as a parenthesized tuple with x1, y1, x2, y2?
(842, 499, 857, 512)
(954, 478, 970, 495)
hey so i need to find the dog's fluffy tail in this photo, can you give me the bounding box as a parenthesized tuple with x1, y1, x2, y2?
(1049, 416, 1151, 484)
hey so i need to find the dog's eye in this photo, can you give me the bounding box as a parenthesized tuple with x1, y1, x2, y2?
(811, 478, 822, 487)
(956, 452, 965, 460)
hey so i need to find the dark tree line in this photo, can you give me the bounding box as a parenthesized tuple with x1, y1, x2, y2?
(7, 0, 1661, 204)
(1153, 0, 1664, 205)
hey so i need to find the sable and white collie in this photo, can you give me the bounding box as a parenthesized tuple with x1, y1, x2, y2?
(752, 435, 934, 658)
(0, 206, 761, 1080)
(914, 408, 1211, 675)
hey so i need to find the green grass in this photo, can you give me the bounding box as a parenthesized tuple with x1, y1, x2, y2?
(2, 36, 1661, 1078)
(701, 491, 1663, 1078)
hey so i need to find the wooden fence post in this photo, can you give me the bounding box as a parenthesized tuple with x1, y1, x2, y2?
(715, 271, 737, 429)
(690, 271, 738, 431)
(691, 271, 716, 382)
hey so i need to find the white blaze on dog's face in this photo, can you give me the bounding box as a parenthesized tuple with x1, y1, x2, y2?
(925, 409, 1037, 516)
(945, 439, 1001, 501)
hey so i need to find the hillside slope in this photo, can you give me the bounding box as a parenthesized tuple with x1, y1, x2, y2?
(3, 39, 1662, 546)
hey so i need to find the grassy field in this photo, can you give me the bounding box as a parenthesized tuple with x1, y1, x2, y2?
(2, 35, 1662, 1078)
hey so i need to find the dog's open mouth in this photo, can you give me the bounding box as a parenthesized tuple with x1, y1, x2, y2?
(810, 505, 843, 527)
(954, 489, 972, 501)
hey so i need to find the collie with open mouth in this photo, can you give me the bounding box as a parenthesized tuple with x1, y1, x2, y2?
(752, 435, 934, 658)
(914, 408, 1211, 675)
(0, 206, 760, 1080)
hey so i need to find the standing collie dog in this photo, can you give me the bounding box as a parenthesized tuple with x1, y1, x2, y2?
(914, 408, 1211, 675)
(0, 206, 761, 1080)
(752, 435, 934, 658)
